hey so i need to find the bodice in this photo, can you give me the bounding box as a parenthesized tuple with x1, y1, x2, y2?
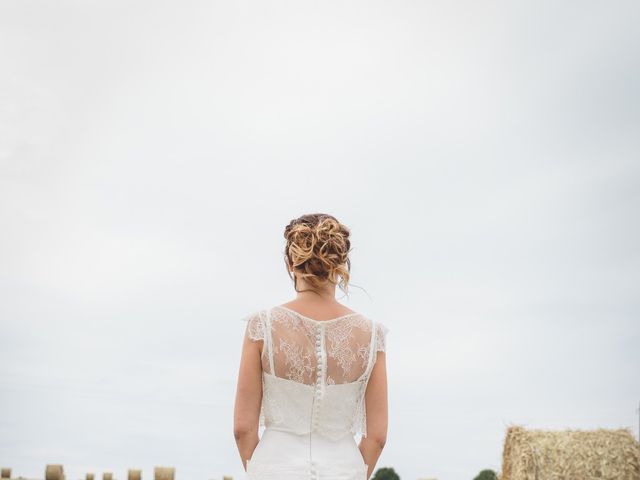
(241, 305, 389, 440)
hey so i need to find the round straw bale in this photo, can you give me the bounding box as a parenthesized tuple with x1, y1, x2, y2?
(499, 424, 640, 480)
(153, 467, 174, 480)
(86, 474, 95, 480)
(45, 464, 64, 480)
(103, 473, 113, 480)
(1, 468, 10, 478)
(128, 469, 141, 480)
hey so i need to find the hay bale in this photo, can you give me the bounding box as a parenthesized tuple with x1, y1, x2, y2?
(86, 474, 95, 480)
(102, 473, 113, 480)
(1, 468, 11, 478)
(500, 425, 640, 480)
(153, 467, 174, 480)
(128, 469, 141, 480)
(45, 464, 64, 480)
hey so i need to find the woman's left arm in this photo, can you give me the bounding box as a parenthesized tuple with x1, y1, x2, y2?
(233, 325, 263, 471)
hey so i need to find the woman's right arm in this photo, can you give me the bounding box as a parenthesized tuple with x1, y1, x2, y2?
(358, 350, 388, 478)
(233, 324, 263, 471)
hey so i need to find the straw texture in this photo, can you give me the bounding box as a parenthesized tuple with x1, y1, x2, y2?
(499, 425, 640, 480)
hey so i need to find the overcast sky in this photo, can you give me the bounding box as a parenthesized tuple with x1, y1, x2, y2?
(1, 1, 639, 480)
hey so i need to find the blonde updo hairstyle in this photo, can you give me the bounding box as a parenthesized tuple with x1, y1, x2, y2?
(284, 213, 352, 295)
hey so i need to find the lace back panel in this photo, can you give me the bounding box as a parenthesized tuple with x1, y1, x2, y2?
(242, 305, 389, 439)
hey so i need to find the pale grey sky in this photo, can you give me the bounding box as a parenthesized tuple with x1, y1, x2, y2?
(1, 1, 639, 480)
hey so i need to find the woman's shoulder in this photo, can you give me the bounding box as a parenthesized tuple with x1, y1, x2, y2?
(240, 309, 266, 342)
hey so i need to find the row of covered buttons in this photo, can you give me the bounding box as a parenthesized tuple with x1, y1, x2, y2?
(312, 326, 324, 430)
(315, 327, 324, 387)
(311, 327, 324, 479)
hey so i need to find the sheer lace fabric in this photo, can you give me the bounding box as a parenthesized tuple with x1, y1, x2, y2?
(241, 305, 389, 440)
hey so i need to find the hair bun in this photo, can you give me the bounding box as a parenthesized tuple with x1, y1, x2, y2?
(284, 214, 351, 293)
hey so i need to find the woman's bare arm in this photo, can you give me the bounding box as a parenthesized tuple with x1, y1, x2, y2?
(233, 328, 263, 471)
(358, 351, 388, 478)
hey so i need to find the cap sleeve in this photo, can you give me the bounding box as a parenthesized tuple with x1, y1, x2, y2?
(241, 310, 264, 342)
(375, 321, 389, 352)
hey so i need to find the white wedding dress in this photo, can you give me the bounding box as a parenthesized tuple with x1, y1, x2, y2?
(240, 305, 389, 480)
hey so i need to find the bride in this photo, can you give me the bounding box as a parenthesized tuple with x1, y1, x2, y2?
(233, 213, 389, 480)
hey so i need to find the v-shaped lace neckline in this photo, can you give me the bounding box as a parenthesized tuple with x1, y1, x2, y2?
(274, 305, 360, 324)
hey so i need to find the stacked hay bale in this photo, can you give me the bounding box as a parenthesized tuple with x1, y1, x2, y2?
(499, 425, 640, 480)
